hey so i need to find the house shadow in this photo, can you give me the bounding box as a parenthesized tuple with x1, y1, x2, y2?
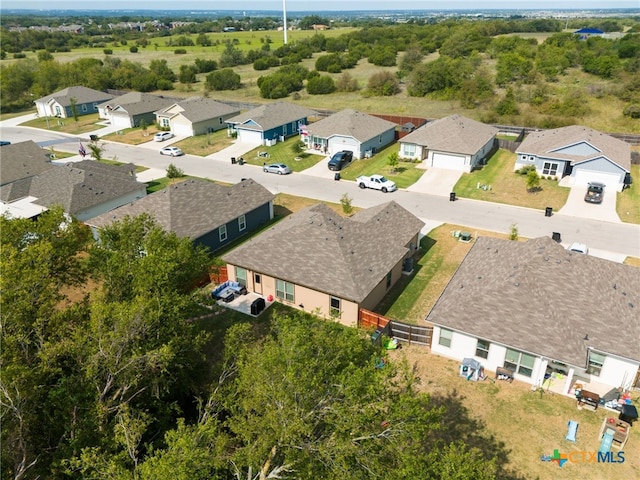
(425, 389, 532, 480)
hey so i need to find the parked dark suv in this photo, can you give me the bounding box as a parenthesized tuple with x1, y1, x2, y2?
(584, 182, 605, 204)
(328, 150, 353, 171)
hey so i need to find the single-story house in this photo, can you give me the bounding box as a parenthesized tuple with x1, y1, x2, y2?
(34, 86, 114, 119)
(304, 109, 398, 159)
(97, 92, 177, 130)
(4, 160, 147, 222)
(515, 125, 631, 191)
(87, 178, 275, 253)
(226, 101, 317, 146)
(155, 97, 241, 137)
(399, 114, 498, 172)
(575, 28, 604, 40)
(426, 236, 640, 395)
(222, 201, 424, 326)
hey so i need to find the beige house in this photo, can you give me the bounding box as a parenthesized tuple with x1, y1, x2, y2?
(399, 114, 498, 172)
(155, 97, 241, 137)
(222, 201, 424, 326)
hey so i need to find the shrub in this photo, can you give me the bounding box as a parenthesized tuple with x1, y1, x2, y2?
(13, 52, 27, 59)
(166, 163, 184, 179)
(174, 49, 187, 54)
(623, 104, 640, 119)
(103, 49, 113, 55)
(129, 46, 138, 53)
(307, 75, 336, 95)
(515, 165, 536, 175)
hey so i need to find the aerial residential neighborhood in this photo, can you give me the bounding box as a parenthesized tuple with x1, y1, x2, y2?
(1, 5, 639, 479)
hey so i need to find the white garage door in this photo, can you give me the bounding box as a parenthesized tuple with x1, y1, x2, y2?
(111, 113, 132, 130)
(172, 124, 192, 137)
(573, 169, 622, 189)
(431, 152, 466, 170)
(238, 129, 263, 146)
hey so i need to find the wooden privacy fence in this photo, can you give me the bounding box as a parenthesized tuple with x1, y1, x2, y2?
(359, 309, 433, 347)
(209, 265, 228, 285)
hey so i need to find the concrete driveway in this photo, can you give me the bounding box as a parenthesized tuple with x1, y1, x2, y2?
(407, 167, 463, 196)
(558, 183, 620, 223)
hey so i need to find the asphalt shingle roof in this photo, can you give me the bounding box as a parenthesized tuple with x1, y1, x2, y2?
(35, 86, 114, 107)
(98, 92, 177, 117)
(27, 160, 144, 215)
(156, 97, 241, 123)
(306, 109, 398, 142)
(426, 236, 640, 367)
(400, 114, 498, 155)
(0, 140, 53, 186)
(88, 178, 275, 240)
(516, 125, 631, 171)
(222, 201, 424, 303)
(226, 101, 317, 132)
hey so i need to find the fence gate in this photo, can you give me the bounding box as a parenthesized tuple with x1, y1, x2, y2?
(359, 309, 433, 348)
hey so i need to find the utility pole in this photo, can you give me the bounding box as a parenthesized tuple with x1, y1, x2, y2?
(283, 0, 288, 44)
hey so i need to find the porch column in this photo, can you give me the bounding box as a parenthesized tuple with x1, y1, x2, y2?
(534, 358, 548, 388)
(564, 367, 575, 396)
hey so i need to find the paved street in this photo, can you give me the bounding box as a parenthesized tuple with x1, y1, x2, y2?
(1, 117, 639, 259)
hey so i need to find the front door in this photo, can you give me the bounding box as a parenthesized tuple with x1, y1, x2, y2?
(254, 273, 262, 295)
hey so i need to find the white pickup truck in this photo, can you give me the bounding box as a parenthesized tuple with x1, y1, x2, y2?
(356, 174, 397, 192)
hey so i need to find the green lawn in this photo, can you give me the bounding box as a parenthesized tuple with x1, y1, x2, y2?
(617, 164, 640, 224)
(454, 149, 570, 211)
(175, 129, 236, 156)
(241, 136, 325, 172)
(20, 112, 103, 135)
(336, 142, 425, 189)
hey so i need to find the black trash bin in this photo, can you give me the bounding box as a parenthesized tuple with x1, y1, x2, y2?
(334, 172, 341, 181)
(545, 206, 553, 217)
(89, 134, 98, 141)
(449, 192, 456, 202)
(238, 157, 244, 165)
(619, 404, 638, 426)
(552, 232, 561, 243)
(231, 157, 236, 164)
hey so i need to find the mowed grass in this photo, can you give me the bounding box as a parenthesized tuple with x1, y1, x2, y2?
(617, 164, 640, 224)
(242, 136, 325, 172)
(19, 112, 103, 135)
(454, 149, 571, 211)
(175, 129, 236, 156)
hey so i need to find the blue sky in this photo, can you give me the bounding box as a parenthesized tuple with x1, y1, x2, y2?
(2, 0, 639, 10)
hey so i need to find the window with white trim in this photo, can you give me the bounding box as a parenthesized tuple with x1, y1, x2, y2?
(276, 279, 294, 302)
(438, 328, 452, 348)
(403, 144, 416, 157)
(542, 162, 558, 176)
(238, 214, 246, 231)
(160, 118, 170, 128)
(235, 267, 247, 287)
(330, 296, 341, 317)
(81, 104, 88, 112)
(504, 348, 535, 377)
(586, 351, 605, 377)
(219, 224, 227, 242)
(475, 339, 490, 359)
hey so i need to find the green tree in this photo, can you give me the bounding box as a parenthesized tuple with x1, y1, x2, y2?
(495, 87, 519, 116)
(166, 163, 184, 178)
(307, 75, 336, 95)
(340, 193, 353, 216)
(219, 43, 246, 68)
(335, 72, 359, 92)
(387, 151, 399, 173)
(178, 64, 197, 84)
(196, 33, 211, 47)
(205, 68, 241, 91)
(69, 96, 79, 122)
(88, 139, 106, 161)
(367, 71, 400, 96)
(525, 169, 540, 192)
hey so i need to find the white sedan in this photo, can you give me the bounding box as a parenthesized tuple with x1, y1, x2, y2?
(160, 146, 184, 157)
(154, 131, 175, 142)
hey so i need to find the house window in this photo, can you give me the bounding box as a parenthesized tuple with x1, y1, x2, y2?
(55, 106, 62, 116)
(238, 215, 246, 231)
(504, 348, 535, 377)
(276, 279, 294, 302)
(378, 135, 383, 144)
(403, 144, 416, 157)
(438, 328, 452, 348)
(235, 267, 247, 287)
(161, 118, 170, 128)
(476, 339, 490, 359)
(219, 117, 223, 124)
(386, 271, 392, 289)
(542, 162, 558, 176)
(219, 225, 227, 242)
(587, 351, 605, 377)
(529, 156, 535, 161)
(330, 296, 341, 317)
(81, 104, 88, 112)
(254, 274, 261, 284)
(93, 102, 98, 111)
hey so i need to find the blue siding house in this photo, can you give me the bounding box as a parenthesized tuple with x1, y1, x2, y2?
(87, 178, 275, 252)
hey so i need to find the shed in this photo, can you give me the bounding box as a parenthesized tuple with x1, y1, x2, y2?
(459, 358, 484, 381)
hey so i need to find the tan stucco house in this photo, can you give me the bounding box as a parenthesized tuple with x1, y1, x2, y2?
(222, 201, 424, 326)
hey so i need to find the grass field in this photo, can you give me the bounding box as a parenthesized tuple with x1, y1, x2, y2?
(617, 164, 640, 225)
(19, 112, 103, 134)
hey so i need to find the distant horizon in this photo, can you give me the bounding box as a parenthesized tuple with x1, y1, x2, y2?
(2, 0, 639, 12)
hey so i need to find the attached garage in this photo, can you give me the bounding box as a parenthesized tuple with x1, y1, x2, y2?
(572, 169, 624, 191)
(237, 129, 263, 146)
(110, 112, 133, 130)
(430, 152, 467, 171)
(172, 123, 193, 137)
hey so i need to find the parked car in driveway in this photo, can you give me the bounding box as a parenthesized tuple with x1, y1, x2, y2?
(584, 182, 604, 204)
(328, 150, 353, 171)
(263, 163, 292, 175)
(160, 146, 184, 157)
(154, 131, 174, 142)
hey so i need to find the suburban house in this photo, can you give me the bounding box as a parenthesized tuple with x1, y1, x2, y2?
(426, 236, 640, 396)
(2, 160, 147, 222)
(87, 178, 275, 253)
(398, 114, 498, 172)
(225, 101, 317, 146)
(304, 109, 398, 159)
(515, 125, 631, 191)
(222, 201, 424, 326)
(97, 92, 177, 130)
(155, 97, 241, 137)
(34, 86, 114, 119)
(0, 140, 54, 219)
(575, 28, 604, 39)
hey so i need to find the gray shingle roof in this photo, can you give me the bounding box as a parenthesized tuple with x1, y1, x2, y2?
(88, 178, 275, 240)
(401, 114, 499, 155)
(156, 97, 241, 123)
(426, 236, 640, 366)
(27, 160, 145, 215)
(516, 125, 631, 171)
(222, 201, 424, 303)
(226, 101, 317, 132)
(98, 92, 178, 117)
(306, 109, 398, 142)
(35, 86, 114, 107)
(0, 140, 53, 186)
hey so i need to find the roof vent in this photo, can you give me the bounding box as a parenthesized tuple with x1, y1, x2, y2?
(584, 334, 589, 341)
